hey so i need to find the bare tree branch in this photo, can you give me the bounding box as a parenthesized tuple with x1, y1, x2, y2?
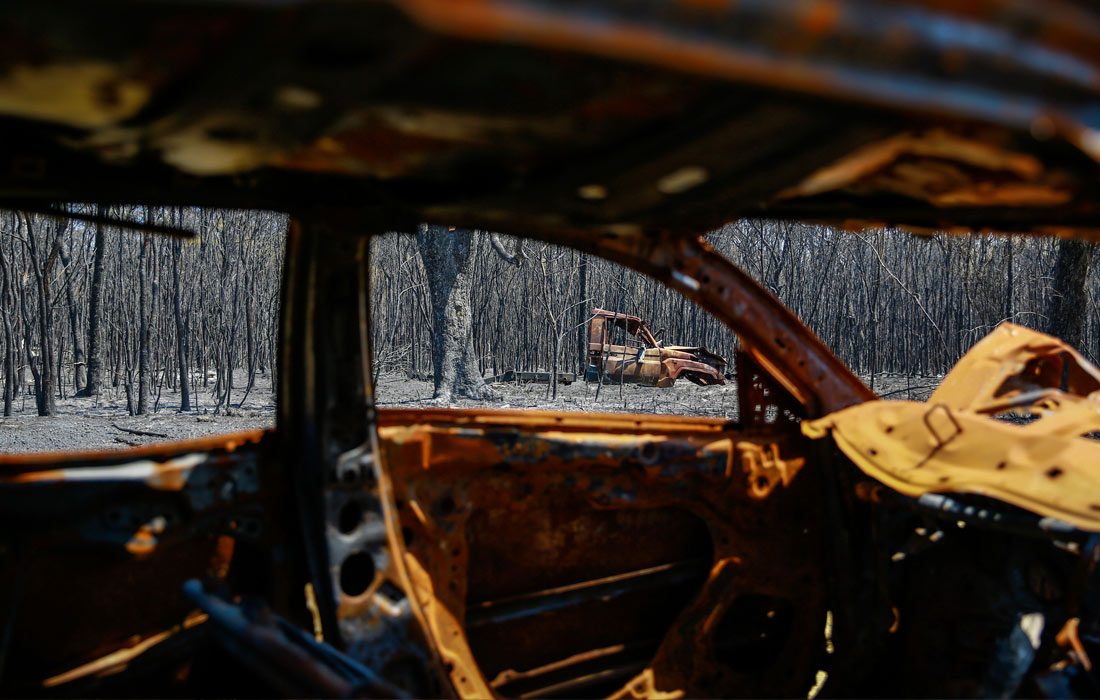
(488, 231, 525, 267)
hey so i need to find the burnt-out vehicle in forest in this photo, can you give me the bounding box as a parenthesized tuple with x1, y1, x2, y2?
(5, 1, 1100, 699)
(586, 308, 726, 387)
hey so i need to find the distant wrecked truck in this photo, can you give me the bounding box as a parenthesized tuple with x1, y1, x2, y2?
(586, 308, 727, 387)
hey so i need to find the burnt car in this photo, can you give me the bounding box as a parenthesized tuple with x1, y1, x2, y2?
(586, 308, 726, 387)
(3, 1, 1100, 699)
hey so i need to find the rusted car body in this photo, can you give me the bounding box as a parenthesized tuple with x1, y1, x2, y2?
(2, 1, 1100, 698)
(586, 308, 726, 387)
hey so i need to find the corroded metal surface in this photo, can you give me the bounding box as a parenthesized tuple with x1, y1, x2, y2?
(376, 406, 824, 699)
(0, 429, 271, 685)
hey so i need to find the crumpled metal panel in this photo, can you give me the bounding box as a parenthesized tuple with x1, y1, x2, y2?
(0, 430, 272, 685)
(375, 406, 825, 699)
(804, 323, 1100, 531)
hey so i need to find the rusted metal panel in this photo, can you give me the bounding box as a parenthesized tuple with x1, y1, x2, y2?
(375, 406, 824, 699)
(0, 430, 271, 685)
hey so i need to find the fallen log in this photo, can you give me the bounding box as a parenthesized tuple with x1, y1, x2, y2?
(112, 423, 169, 439)
(485, 371, 576, 385)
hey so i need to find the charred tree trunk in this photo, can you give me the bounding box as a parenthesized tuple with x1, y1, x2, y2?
(18, 267, 42, 415)
(59, 238, 86, 394)
(137, 235, 151, 415)
(23, 213, 61, 416)
(415, 224, 496, 402)
(82, 211, 107, 396)
(576, 252, 588, 374)
(172, 237, 191, 411)
(239, 288, 256, 408)
(0, 237, 14, 416)
(1047, 239, 1093, 349)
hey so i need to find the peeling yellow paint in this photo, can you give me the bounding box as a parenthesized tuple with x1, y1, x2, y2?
(805, 323, 1100, 531)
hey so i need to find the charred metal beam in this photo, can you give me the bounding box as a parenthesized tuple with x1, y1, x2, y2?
(465, 558, 710, 628)
(279, 212, 458, 697)
(490, 639, 659, 698)
(516, 660, 649, 699)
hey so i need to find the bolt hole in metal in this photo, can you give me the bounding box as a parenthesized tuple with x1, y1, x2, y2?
(338, 499, 364, 534)
(340, 551, 376, 597)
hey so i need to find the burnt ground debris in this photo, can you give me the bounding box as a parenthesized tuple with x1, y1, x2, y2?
(0, 371, 933, 452)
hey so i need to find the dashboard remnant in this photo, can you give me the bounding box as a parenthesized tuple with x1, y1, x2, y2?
(805, 323, 1100, 531)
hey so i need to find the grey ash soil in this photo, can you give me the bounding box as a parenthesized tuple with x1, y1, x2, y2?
(0, 369, 940, 453)
(375, 372, 744, 417)
(373, 370, 940, 415)
(0, 370, 276, 454)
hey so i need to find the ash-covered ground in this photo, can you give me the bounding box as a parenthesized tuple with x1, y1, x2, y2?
(0, 369, 939, 453)
(376, 372, 742, 416)
(373, 371, 939, 414)
(0, 370, 276, 453)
